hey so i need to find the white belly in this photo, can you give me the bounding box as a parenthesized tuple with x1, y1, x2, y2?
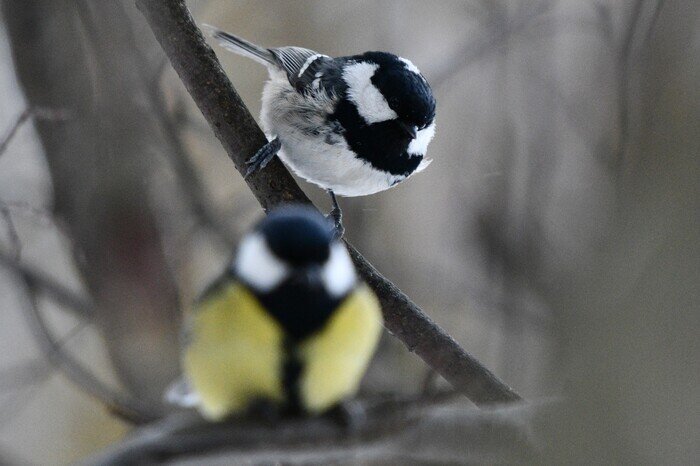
(278, 134, 404, 197)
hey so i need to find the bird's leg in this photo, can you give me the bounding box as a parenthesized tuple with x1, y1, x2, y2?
(326, 190, 345, 238)
(244, 137, 281, 178)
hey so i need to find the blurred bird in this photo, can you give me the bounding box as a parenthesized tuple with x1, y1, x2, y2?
(167, 205, 383, 420)
(205, 25, 437, 235)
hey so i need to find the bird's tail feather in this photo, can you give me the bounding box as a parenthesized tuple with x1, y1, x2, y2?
(202, 24, 275, 66)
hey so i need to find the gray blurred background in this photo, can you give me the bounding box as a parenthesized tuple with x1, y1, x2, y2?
(0, 0, 698, 464)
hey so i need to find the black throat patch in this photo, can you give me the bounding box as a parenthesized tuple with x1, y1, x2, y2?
(254, 281, 346, 413)
(330, 99, 423, 176)
(254, 280, 343, 341)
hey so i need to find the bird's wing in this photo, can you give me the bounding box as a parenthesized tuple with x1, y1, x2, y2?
(204, 25, 340, 95)
(269, 47, 340, 93)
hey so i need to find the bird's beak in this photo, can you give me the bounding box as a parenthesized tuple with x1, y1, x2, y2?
(399, 121, 417, 139)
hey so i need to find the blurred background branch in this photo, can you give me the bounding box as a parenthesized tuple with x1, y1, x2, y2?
(2, 0, 184, 410)
(88, 396, 550, 466)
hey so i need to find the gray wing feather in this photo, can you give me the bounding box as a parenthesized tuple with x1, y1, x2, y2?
(270, 47, 337, 92)
(270, 47, 322, 78)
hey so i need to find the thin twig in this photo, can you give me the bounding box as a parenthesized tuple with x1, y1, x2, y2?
(0, 250, 94, 318)
(0, 109, 31, 159)
(0, 322, 87, 394)
(142, 69, 234, 244)
(135, 0, 520, 406)
(613, 0, 645, 179)
(0, 201, 54, 225)
(0, 322, 90, 426)
(0, 207, 21, 260)
(0, 108, 72, 160)
(76, 1, 233, 244)
(5, 258, 161, 424)
(0, 232, 159, 424)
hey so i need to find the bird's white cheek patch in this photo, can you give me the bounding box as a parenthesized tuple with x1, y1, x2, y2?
(343, 62, 398, 124)
(321, 244, 356, 297)
(235, 233, 288, 291)
(399, 56, 422, 75)
(407, 121, 436, 156)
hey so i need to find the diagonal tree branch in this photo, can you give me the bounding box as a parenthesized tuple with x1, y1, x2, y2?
(135, 0, 520, 405)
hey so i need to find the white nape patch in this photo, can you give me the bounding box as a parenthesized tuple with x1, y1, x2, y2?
(321, 244, 357, 297)
(407, 121, 436, 156)
(399, 56, 422, 75)
(297, 54, 326, 78)
(235, 233, 289, 291)
(343, 62, 398, 124)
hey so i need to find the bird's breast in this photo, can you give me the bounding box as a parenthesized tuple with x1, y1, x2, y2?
(261, 77, 424, 196)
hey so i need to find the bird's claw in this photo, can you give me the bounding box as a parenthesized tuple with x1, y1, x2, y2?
(326, 190, 344, 239)
(244, 137, 281, 179)
(328, 206, 344, 239)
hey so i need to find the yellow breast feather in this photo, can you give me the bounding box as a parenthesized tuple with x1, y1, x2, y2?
(297, 285, 383, 413)
(183, 282, 285, 420)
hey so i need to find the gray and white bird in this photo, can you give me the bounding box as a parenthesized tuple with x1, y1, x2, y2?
(205, 26, 437, 233)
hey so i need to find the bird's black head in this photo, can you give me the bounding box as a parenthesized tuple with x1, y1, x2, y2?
(238, 205, 355, 342)
(256, 205, 334, 268)
(363, 51, 436, 130)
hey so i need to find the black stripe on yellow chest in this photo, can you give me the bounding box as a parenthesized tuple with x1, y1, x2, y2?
(184, 282, 382, 420)
(254, 280, 344, 412)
